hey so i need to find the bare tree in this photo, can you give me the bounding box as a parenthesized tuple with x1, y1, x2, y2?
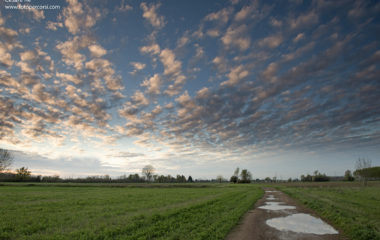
(0, 148, 13, 172)
(354, 158, 372, 186)
(142, 165, 155, 182)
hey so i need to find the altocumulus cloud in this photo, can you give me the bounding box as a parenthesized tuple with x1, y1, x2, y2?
(0, 0, 379, 178)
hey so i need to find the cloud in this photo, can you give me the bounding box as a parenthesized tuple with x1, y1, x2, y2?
(196, 87, 210, 99)
(221, 65, 249, 86)
(130, 61, 146, 75)
(212, 56, 228, 73)
(12, 151, 122, 177)
(108, 151, 144, 158)
(132, 90, 149, 106)
(289, 11, 318, 30)
(46, 21, 63, 31)
(0, 26, 20, 67)
(56, 36, 91, 70)
(85, 58, 123, 91)
(140, 2, 165, 28)
(141, 74, 162, 94)
(116, 0, 133, 12)
(29, 8, 45, 21)
(234, 5, 253, 21)
(88, 44, 107, 58)
(205, 7, 232, 24)
(56, 72, 82, 85)
(20, 50, 37, 61)
(293, 33, 305, 43)
(62, 0, 101, 34)
(0, 43, 14, 67)
(194, 44, 204, 59)
(118, 102, 140, 123)
(140, 43, 160, 55)
(221, 24, 250, 51)
(206, 29, 220, 37)
(261, 62, 278, 81)
(159, 48, 182, 76)
(177, 36, 189, 48)
(270, 17, 282, 27)
(257, 35, 283, 48)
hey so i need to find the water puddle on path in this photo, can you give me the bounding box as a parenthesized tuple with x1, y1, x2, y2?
(265, 190, 279, 193)
(266, 195, 276, 200)
(266, 213, 338, 235)
(258, 202, 296, 210)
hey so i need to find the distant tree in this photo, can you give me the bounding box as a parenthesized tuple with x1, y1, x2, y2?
(301, 174, 313, 182)
(142, 165, 155, 182)
(176, 174, 186, 183)
(239, 169, 252, 183)
(344, 170, 355, 181)
(187, 176, 193, 182)
(272, 176, 277, 183)
(0, 148, 13, 172)
(127, 173, 141, 182)
(16, 167, 31, 180)
(265, 177, 271, 182)
(230, 175, 238, 183)
(42, 175, 61, 182)
(216, 175, 224, 183)
(354, 167, 380, 180)
(312, 170, 329, 182)
(230, 167, 239, 183)
(354, 158, 372, 186)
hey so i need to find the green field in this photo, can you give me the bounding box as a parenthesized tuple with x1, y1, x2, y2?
(0, 183, 262, 240)
(275, 182, 380, 240)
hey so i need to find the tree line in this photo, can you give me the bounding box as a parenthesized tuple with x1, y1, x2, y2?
(1, 148, 378, 184)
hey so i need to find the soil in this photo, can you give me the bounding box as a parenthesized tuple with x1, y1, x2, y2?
(225, 188, 348, 240)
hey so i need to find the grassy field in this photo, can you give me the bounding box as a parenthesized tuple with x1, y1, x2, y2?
(0, 183, 263, 240)
(275, 181, 380, 240)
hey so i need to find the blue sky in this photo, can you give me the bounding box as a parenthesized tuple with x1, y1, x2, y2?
(1, 0, 379, 179)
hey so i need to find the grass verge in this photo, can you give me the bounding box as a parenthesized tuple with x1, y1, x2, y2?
(275, 182, 380, 240)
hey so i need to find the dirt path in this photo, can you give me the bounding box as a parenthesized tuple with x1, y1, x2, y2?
(225, 188, 347, 240)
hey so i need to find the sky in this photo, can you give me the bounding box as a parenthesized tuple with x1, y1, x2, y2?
(0, 0, 379, 180)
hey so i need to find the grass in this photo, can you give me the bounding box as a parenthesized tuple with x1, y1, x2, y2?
(274, 181, 380, 240)
(0, 183, 263, 240)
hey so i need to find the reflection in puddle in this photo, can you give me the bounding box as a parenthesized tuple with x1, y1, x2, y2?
(266, 195, 276, 200)
(258, 202, 296, 210)
(265, 190, 279, 193)
(266, 213, 338, 235)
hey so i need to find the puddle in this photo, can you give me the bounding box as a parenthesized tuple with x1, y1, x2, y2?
(266, 195, 276, 200)
(266, 213, 338, 235)
(265, 190, 279, 193)
(258, 202, 296, 210)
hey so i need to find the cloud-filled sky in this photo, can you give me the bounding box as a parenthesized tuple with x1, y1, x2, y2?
(1, 0, 379, 179)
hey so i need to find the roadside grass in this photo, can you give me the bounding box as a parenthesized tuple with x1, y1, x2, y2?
(0, 183, 263, 239)
(275, 181, 380, 240)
